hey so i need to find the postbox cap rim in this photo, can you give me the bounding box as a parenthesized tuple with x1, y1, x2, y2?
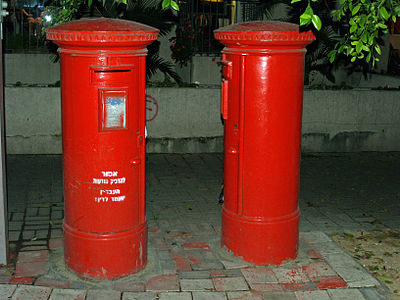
(46, 18, 159, 45)
(214, 21, 315, 46)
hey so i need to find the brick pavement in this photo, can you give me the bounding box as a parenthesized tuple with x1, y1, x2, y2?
(1, 153, 399, 299)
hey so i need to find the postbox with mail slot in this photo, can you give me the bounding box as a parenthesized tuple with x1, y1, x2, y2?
(214, 21, 315, 265)
(46, 18, 159, 279)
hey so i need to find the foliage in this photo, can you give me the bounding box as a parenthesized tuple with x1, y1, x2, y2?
(259, 0, 346, 83)
(292, 0, 400, 66)
(169, 23, 194, 67)
(44, 0, 181, 83)
(44, 0, 177, 26)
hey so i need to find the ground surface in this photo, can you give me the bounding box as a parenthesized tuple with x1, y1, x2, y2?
(0, 152, 399, 299)
(332, 230, 400, 298)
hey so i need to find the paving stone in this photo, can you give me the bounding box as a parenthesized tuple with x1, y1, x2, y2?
(261, 291, 297, 300)
(26, 208, 38, 217)
(158, 292, 192, 300)
(48, 288, 86, 300)
(213, 277, 249, 292)
(324, 253, 360, 269)
(22, 231, 35, 240)
(50, 229, 63, 238)
(306, 249, 323, 260)
(146, 274, 179, 292)
(113, 282, 145, 292)
(9, 277, 35, 285)
(272, 267, 310, 284)
(358, 287, 387, 299)
(8, 222, 23, 231)
(0, 284, 17, 298)
(192, 291, 227, 300)
(68, 282, 87, 290)
(179, 271, 210, 279)
(157, 250, 173, 261)
(249, 283, 284, 292)
(227, 291, 263, 300)
(8, 231, 21, 242)
(25, 216, 49, 222)
(316, 241, 346, 255)
(347, 277, 380, 288)
(34, 230, 49, 239)
(301, 232, 331, 244)
(295, 290, 331, 300)
(0, 269, 13, 284)
(174, 256, 192, 272)
(180, 279, 214, 291)
(15, 261, 48, 277)
(24, 220, 50, 226)
(35, 277, 70, 289)
(11, 285, 52, 300)
(17, 250, 48, 263)
(191, 261, 224, 271)
(210, 270, 226, 277)
(38, 208, 50, 216)
(333, 265, 378, 286)
(12, 213, 24, 221)
(327, 288, 366, 299)
(220, 260, 250, 270)
(282, 282, 316, 292)
(241, 267, 278, 284)
(86, 289, 121, 300)
(225, 269, 243, 277)
(313, 276, 347, 289)
(302, 262, 337, 279)
(49, 238, 63, 250)
(158, 260, 177, 275)
(122, 292, 158, 300)
(51, 211, 63, 220)
(19, 245, 48, 251)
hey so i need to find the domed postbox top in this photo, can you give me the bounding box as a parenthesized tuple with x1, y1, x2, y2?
(46, 18, 159, 47)
(214, 21, 315, 48)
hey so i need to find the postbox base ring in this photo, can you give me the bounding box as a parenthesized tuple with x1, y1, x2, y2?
(63, 222, 147, 280)
(221, 207, 299, 265)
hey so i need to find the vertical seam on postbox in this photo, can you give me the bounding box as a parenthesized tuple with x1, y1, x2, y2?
(237, 55, 246, 217)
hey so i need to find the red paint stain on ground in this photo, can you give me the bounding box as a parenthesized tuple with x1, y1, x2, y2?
(210, 269, 226, 277)
(9, 277, 35, 285)
(188, 255, 203, 263)
(307, 249, 323, 259)
(314, 276, 347, 289)
(182, 242, 210, 249)
(171, 233, 191, 240)
(148, 228, 160, 233)
(173, 256, 192, 272)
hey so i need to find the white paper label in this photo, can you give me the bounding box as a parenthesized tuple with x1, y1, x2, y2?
(101, 90, 127, 130)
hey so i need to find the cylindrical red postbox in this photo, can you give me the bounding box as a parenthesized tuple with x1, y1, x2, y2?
(214, 22, 315, 265)
(46, 18, 158, 279)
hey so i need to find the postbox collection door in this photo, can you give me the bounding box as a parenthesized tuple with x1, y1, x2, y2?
(221, 53, 243, 215)
(90, 64, 144, 230)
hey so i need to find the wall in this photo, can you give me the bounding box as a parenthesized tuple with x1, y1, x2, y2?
(4, 87, 400, 154)
(5, 54, 60, 85)
(6, 53, 398, 88)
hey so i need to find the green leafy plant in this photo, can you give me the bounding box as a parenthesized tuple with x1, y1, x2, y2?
(292, 0, 400, 66)
(44, 0, 181, 82)
(45, 0, 178, 26)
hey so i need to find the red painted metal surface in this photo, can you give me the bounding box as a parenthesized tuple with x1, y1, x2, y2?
(214, 21, 315, 265)
(46, 18, 158, 279)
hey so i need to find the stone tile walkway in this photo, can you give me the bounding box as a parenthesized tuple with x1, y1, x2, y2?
(1, 153, 399, 299)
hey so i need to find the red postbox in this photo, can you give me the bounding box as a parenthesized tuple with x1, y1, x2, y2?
(214, 22, 315, 265)
(46, 18, 158, 279)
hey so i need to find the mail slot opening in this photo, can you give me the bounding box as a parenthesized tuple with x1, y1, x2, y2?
(94, 70, 131, 73)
